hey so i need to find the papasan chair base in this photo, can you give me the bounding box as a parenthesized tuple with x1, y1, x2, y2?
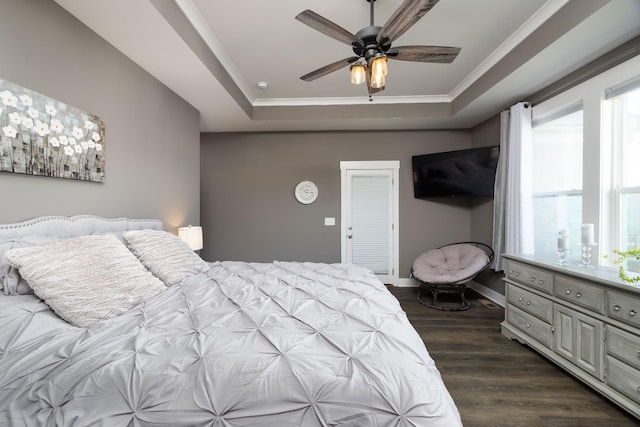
(412, 242, 494, 312)
(417, 282, 471, 311)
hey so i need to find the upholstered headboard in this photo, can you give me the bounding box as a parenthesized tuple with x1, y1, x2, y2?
(0, 215, 164, 240)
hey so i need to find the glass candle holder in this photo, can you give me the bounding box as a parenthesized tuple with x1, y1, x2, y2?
(580, 244, 593, 267)
(556, 248, 570, 265)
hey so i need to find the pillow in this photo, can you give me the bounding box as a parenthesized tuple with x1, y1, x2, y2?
(0, 236, 57, 296)
(0, 231, 130, 296)
(5, 234, 166, 327)
(123, 229, 209, 287)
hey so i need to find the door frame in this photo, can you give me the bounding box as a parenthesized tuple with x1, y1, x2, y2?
(340, 161, 399, 285)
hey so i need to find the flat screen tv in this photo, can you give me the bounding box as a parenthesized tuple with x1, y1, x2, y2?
(412, 145, 499, 198)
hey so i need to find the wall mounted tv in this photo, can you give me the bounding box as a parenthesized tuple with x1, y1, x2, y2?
(412, 145, 500, 198)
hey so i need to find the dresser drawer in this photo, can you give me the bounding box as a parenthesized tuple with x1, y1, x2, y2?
(507, 283, 553, 323)
(554, 275, 605, 314)
(607, 355, 640, 404)
(607, 326, 640, 371)
(505, 261, 553, 294)
(608, 290, 640, 329)
(507, 305, 553, 348)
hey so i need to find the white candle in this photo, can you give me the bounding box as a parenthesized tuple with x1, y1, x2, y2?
(558, 235, 569, 250)
(581, 224, 595, 246)
(557, 229, 570, 250)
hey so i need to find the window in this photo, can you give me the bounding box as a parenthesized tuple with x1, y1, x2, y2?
(532, 108, 583, 258)
(526, 55, 640, 267)
(609, 85, 640, 271)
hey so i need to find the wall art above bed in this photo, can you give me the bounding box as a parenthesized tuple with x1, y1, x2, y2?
(0, 78, 105, 182)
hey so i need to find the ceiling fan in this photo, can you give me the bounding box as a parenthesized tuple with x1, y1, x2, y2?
(296, 0, 460, 98)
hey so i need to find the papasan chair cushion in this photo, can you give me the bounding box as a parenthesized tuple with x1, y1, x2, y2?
(412, 243, 490, 285)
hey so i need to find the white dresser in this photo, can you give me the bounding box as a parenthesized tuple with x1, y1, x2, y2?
(501, 254, 640, 420)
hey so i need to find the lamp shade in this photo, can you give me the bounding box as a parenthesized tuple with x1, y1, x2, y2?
(369, 55, 387, 89)
(371, 55, 388, 76)
(370, 69, 385, 89)
(350, 63, 366, 85)
(178, 225, 203, 251)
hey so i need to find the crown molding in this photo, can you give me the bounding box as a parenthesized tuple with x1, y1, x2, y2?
(449, 0, 570, 101)
(253, 94, 451, 107)
(174, 0, 255, 103)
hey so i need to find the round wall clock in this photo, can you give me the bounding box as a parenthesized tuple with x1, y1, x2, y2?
(295, 180, 318, 204)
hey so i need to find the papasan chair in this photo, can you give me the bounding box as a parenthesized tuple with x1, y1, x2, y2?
(411, 242, 494, 311)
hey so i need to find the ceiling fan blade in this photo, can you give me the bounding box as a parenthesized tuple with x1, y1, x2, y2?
(377, 0, 440, 46)
(387, 45, 460, 63)
(300, 56, 360, 82)
(296, 10, 363, 48)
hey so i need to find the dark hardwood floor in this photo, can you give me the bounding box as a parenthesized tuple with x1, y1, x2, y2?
(387, 286, 639, 427)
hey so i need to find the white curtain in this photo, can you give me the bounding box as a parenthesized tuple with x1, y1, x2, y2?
(492, 102, 534, 271)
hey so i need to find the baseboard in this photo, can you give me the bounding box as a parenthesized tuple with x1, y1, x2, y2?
(467, 281, 505, 307)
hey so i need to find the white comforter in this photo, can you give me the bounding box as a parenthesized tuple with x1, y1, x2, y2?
(0, 261, 461, 426)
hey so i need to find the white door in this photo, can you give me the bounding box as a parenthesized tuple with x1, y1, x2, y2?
(340, 161, 399, 285)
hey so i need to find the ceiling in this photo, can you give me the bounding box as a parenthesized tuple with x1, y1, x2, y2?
(53, 0, 640, 133)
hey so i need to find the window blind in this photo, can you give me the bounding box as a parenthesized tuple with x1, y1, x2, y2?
(351, 175, 390, 274)
(532, 101, 583, 128)
(605, 75, 640, 100)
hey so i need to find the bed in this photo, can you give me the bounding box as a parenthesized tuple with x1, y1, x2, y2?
(0, 215, 462, 426)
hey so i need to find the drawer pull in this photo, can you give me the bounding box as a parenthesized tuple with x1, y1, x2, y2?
(614, 304, 621, 311)
(630, 310, 637, 317)
(526, 301, 531, 305)
(538, 280, 544, 285)
(565, 289, 571, 295)
(526, 324, 531, 329)
(576, 292, 582, 298)
(530, 277, 536, 282)
(518, 297, 523, 302)
(515, 271, 521, 277)
(518, 319, 523, 324)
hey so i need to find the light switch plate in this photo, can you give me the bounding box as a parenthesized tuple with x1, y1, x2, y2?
(324, 217, 335, 226)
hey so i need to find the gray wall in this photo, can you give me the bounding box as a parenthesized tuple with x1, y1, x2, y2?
(200, 130, 475, 278)
(0, 0, 200, 231)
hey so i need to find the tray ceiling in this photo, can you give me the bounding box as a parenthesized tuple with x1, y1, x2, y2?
(54, 0, 640, 132)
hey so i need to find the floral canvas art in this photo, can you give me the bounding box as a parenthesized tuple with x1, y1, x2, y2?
(0, 79, 105, 182)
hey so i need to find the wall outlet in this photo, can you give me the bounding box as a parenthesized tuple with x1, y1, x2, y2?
(324, 217, 335, 226)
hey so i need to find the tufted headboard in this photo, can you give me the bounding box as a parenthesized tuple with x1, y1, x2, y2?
(0, 215, 164, 240)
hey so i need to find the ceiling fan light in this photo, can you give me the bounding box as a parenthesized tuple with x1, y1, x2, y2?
(350, 63, 366, 85)
(371, 55, 388, 77)
(370, 70, 385, 89)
